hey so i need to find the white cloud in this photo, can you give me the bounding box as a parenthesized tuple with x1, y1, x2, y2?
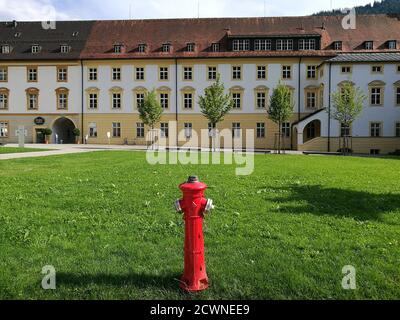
(0, 0, 75, 21)
(0, 0, 378, 21)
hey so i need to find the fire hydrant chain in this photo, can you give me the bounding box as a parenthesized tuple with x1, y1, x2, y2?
(174, 176, 214, 293)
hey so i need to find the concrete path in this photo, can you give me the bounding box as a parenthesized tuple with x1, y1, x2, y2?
(0, 143, 305, 161)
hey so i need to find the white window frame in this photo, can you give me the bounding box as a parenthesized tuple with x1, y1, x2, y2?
(254, 39, 271, 51)
(276, 39, 293, 51)
(112, 122, 121, 137)
(232, 39, 250, 51)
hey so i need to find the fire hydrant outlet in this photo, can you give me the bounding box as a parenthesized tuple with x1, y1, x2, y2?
(175, 176, 213, 293)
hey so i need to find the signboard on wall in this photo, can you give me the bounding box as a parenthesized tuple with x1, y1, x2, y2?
(34, 117, 45, 125)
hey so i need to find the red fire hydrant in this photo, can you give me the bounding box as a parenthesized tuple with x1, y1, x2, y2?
(175, 176, 214, 292)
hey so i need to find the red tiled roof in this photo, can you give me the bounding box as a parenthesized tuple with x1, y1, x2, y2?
(80, 14, 400, 60)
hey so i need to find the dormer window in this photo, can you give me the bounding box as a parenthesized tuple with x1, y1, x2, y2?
(211, 43, 220, 52)
(60, 45, 70, 53)
(138, 43, 147, 53)
(186, 43, 195, 52)
(388, 40, 397, 50)
(1, 45, 10, 54)
(162, 43, 171, 53)
(334, 41, 342, 51)
(276, 39, 293, 51)
(31, 45, 40, 54)
(113, 44, 123, 54)
(232, 39, 250, 51)
(365, 41, 374, 50)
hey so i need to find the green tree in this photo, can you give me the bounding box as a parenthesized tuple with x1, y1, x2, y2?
(138, 89, 163, 149)
(268, 82, 294, 154)
(198, 74, 234, 150)
(330, 82, 366, 155)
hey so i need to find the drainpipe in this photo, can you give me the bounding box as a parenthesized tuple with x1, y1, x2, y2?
(175, 58, 179, 148)
(80, 60, 84, 144)
(328, 62, 332, 152)
(298, 57, 302, 122)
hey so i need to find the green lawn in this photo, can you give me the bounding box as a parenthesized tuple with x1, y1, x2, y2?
(0, 147, 51, 154)
(0, 151, 399, 300)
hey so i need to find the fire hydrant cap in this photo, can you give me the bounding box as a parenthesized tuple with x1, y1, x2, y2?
(179, 176, 207, 192)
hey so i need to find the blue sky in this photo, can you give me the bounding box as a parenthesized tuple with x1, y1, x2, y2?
(0, 0, 377, 21)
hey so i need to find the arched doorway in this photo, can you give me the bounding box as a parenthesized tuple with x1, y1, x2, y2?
(303, 120, 321, 143)
(52, 117, 75, 144)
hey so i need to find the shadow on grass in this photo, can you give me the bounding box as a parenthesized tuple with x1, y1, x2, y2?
(270, 185, 400, 221)
(57, 272, 182, 292)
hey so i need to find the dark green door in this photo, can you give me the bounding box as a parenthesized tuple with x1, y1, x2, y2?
(36, 129, 45, 143)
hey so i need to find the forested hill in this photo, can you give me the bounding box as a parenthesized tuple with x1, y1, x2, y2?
(314, 0, 400, 15)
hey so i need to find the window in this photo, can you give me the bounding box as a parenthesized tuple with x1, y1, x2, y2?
(232, 39, 250, 51)
(299, 39, 316, 50)
(396, 122, 400, 137)
(211, 43, 220, 52)
(396, 87, 400, 105)
(112, 122, 121, 137)
(0, 91, 9, 109)
(112, 93, 122, 109)
(388, 40, 397, 49)
(257, 66, 267, 80)
(135, 67, 145, 80)
(370, 122, 382, 137)
(370, 87, 382, 105)
(186, 43, 195, 52)
(306, 91, 317, 109)
(162, 43, 171, 53)
(232, 66, 242, 80)
(256, 123, 265, 138)
(276, 39, 293, 51)
(89, 68, 97, 81)
(112, 67, 121, 81)
(27, 67, 38, 82)
(1, 45, 10, 54)
(160, 93, 169, 109)
(282, 65, 291, 79)
(307, 66, 317, 79)
(334, 41, 342, 51)
(0, 67, 8, 81)
(159, 67, 169, 80)
(89, 123, 97, 137)
(370, 149, 380, 155)
(183, 93, 193, 109)
(184, 123, 192, 138)
(341, 123, 351, 137)
(232, 92, 241, 109)
(365, 41, 374, 50)
(254, 39, 271, 51)
(60, 45, 70, 53)
(341, 66, 352, 74)
(0, 121, 8, 137)
(183, 67, 193, 81)
(27, 92, 38, 110)
(207, 66, 217, 80)
(282, 122, 290, 137)
(138, 43, 146, 53)
(371, 66, 383, 73)
(57, 67, 68, 82)
(136, 123, 145, 138)
(89, 93, 98, 109)
(31, 45, 40, 54)
(57, 92, 68, 110)
(256, 92, 266, 109)
(232, 123, 241, 138)
(160, 123, 169, 138)
(113, 44, 123, 53)
(136, 92, 145, 109)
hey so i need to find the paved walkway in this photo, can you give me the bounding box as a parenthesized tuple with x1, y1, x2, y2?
(0, 143, 305, 160)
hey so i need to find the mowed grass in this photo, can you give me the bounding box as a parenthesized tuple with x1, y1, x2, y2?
(0, 151, 399, 300)
(0, 147, 51, 154)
